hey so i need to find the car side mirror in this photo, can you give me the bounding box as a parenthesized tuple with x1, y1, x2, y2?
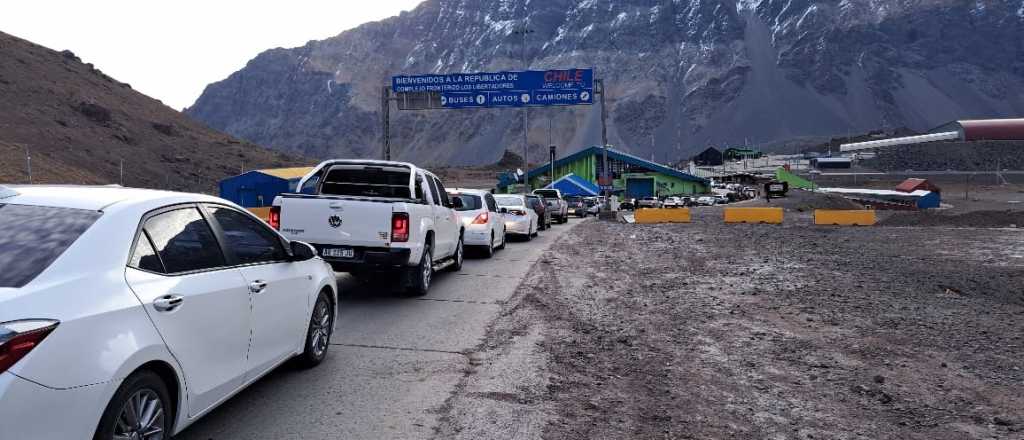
(450, 197, 464, 209)
(289, 241, 317, 262)
(499, 207, 508, 214)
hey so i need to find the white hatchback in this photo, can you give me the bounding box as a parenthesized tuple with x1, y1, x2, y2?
(0, 185, 337, 440)
(447, 188, 506, 257)
(493, 194, 539, 240)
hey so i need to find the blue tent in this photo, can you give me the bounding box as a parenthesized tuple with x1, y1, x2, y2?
(546, 173, 600, 196)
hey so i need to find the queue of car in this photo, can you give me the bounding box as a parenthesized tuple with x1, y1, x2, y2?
(0, 159, 575, 440)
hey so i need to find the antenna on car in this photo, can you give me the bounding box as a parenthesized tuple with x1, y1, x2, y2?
(0, 185, 18, 200)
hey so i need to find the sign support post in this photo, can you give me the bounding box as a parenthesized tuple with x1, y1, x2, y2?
(381, 86, 392, 160)
(597, 79, 610, 210)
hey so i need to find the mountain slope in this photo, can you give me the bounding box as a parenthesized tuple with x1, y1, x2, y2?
(0, 31, 303, 193)
(187, 0, 1024, 165)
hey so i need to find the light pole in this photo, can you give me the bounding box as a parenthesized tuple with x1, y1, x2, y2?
(24, 145, 32, 184)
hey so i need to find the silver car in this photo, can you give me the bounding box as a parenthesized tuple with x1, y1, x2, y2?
(494, 194, 539, 240)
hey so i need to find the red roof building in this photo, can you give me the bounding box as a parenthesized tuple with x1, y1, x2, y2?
(895, 178, 941, 194)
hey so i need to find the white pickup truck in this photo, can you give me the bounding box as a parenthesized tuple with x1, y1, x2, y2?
(271, 160, 465, 295)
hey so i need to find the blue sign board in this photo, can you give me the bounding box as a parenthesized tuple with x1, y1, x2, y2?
(392, 69, 593, 109)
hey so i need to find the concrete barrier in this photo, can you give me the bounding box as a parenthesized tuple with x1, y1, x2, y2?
(814, 209, 876, 226)
(723, 207, 783, 224)
(634, 208, 691, 224)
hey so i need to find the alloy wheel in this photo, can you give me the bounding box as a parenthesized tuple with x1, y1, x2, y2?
(310, 299, 332, 358)
(112, 389, 165, 440)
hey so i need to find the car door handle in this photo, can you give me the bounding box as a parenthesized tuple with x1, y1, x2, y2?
(153, 295, 184, 312)
(249, 280, 268, 294)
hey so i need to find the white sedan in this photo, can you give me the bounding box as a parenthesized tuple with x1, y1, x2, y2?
(447, 188, 506, 257)
(0, 185, 337, 440)
(494, 194, 539, 240)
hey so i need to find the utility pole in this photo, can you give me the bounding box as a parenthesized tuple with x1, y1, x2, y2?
(119, 159, 124, 186)
(514, 25, 534, 189)
(24, 145, 32, 184)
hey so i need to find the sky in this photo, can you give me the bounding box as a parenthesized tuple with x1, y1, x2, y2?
(1, 0, 425, 110)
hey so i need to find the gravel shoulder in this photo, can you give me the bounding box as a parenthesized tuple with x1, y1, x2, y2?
(436, 219, 1024, 439)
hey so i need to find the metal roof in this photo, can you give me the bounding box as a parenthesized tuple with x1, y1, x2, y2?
(527, 146, 707, 184)
(956, 118, 1024, 141)
(545, 173, 600, 196)
(255, 167, 315, 180)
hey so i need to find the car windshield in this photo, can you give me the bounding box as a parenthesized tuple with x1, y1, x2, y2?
(450, 193, 482, 211)
(534, 190, 558, 198)
(494, 195, 524, 207)
(0, 204, 101, 288)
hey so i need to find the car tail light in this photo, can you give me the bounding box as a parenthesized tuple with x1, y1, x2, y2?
(509, 209, 527, 216)
(471, 211, 489, 225)
(268, 206, 281, 230)
(391, 212, 410, 242)
(0, 320, 59, 373)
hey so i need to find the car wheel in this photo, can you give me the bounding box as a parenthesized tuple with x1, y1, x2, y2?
(496, 228, 507, 249)
(297, 290, 334, 367)
(525, 224, 534, 241)
(483, 232, 495, 258)
(94, 370, 172, 440)
(450, 236, 464, 271)
(406, 243, 432, 296)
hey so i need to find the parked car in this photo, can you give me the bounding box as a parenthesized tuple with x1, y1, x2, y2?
(525, 194, 552, 230)
(696, 196, 717, 206)
(273, 160, 464, 296)
(447, 188, 506, 257)
(532, 189, 569, 223)
(662, 196, 682, 208)
(620, 198, 636, 211)
(714, 194, 730, 204)
(680, 196, 695, 207)
(494, 194, 539, 240)
(0, 185, 337, 440)
(584, 197, 602, 216)
(566, 196, 588, 217)
(637, 196, 662, 209)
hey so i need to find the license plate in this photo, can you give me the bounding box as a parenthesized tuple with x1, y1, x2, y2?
(321, 248, 354, 258)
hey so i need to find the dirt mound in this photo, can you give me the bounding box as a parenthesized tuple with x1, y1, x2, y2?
(0, 32, 305, 193)
(879, 210, 1024, 228)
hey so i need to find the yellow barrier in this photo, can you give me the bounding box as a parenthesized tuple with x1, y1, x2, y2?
(814, 210, 876, 226)
(247, 207, 272, 222)
(634, 208, 691, 224)
(723, 207, 783, 224)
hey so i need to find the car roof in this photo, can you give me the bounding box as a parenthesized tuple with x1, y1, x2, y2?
(447, 187, 491, 195)
(1, 185, 221, 211)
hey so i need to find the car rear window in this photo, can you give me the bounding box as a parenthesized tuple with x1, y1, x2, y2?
(320, 165, 412, 198)
(494, 195, 524, 206)
(450, 194, 482, 211)
(0, 204, 101, 288)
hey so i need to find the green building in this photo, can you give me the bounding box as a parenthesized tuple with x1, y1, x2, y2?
(509, 146, 708, 198)
(723, 147, 764, 160)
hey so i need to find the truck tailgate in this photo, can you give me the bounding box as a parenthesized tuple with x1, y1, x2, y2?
(279, 196, 395, 248)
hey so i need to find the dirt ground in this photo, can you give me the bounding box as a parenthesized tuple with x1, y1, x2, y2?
(436, 219, 1024, 440)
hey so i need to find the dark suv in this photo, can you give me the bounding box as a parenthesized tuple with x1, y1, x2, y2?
(525, 194, 552, 230)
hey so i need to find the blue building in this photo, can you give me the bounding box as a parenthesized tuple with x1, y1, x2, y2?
(219, 167, 314, 208)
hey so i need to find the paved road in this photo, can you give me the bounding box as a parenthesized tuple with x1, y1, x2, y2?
(176, 218, 583, 440)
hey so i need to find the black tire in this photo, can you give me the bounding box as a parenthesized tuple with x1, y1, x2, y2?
(297, 290, 334, 368)
(406, 243, 432, 296)
(94, 370, 173, 440)
(483, 232, 495, 258)
(525, 224, 534, 241)
(496, 228, 506, 249)
(450, 236, 464, 271)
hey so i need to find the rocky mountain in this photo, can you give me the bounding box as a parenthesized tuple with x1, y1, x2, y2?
(187, 0, 1024, 166)
(0, 31, 303, 193)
